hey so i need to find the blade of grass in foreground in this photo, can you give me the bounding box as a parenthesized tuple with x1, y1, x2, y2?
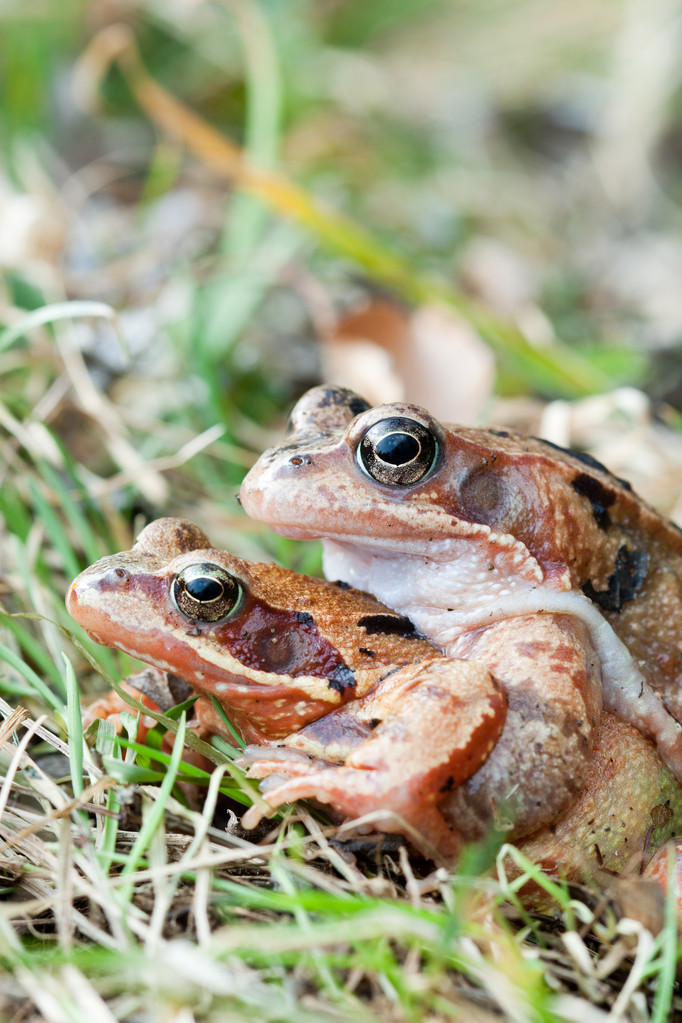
(116, 712, 187, 905)
(63, 653, 84, 801)
(649, 844, 678, 1023)
(94, 716, 121, 869)
(0, 638, 63, 712)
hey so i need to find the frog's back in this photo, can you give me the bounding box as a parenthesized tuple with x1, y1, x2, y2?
(470, 428, 682, 714)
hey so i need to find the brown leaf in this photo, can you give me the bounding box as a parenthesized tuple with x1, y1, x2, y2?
(322, 296, 494, 422)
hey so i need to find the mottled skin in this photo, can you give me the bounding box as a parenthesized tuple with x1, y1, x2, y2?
(518, 712, 682, 914)
(239, 385, 682, 780)
(67, 521, 682, 891)
(67, 518, 507, 859)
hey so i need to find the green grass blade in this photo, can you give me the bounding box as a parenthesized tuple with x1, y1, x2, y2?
(37, 459, 109, 567)
(0, 300, 119, 355)
(28, 479, 81, 582)
(94, 717, 121, 869)
(120, 711, 186, 881)
(0, 639, 62, 711)
(0, 612, 64, 688)
(62, 652, 83, 800)
(209, 695, 245, 748)
(650, 845, 679, 1023)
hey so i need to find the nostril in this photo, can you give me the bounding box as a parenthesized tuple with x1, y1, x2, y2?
(290, 455, 312, 467)
(111, 567, 130, 585)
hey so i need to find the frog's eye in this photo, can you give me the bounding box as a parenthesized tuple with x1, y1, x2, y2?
(172, 563, 243, 623)
(357, 417, 439, 486)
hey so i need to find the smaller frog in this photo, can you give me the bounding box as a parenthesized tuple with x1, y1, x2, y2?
(67, 518, 506, 859)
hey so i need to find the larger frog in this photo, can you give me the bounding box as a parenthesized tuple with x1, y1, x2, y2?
(67, 518, 682, 882)
(239, 385, 682, 801)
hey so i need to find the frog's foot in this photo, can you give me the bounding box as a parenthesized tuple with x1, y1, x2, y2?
(238, 747, 336, 805)
(243, 764, 464, 860)
(237, 745, 328, 774)
(239, 656, 506, 861)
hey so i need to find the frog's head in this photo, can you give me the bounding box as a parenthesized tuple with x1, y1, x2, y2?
(240, 385, 648, 588)
(67, 517, 371, 736)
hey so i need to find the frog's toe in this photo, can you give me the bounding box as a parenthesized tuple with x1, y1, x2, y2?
(237, 745, 330, 780)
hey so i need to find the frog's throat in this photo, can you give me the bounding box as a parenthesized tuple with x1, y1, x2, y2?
(321, 518, 549, 587)
(322, 539, 682, 781)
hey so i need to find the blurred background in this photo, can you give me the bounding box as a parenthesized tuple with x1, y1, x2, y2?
(3, 7, 682, 1013)
(3, 0, 682, 570)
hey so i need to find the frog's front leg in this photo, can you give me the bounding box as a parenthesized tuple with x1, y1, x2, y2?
(237, 657, 506, 860)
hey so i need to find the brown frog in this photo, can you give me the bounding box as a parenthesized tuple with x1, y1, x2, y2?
(67, 517, 507, 859)
(66, 518, 682, 887)
(239, 385, 682, 819)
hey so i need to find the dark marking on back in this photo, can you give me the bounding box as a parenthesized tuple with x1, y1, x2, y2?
(537, 438, 612, 474)
(287, 386, 366, 433)
(536, 437, 632, 489)
(359, 647, 375, 657)
(327, 663, 356, 692)
(582, 546, 650, 612)
(439, 775, 455, 793)
(489, 429, 510, 438)
(295, 611, 314, 625)
(571, 472, 616, 530)
(358, 613, 423, 638)
(315, 386, 370, 416)
(349, 396, 372, 416)
(334, 580, 352, 590)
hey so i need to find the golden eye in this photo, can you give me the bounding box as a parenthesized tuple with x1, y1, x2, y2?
(172, 563, 243, 623)
(357, 417, 439, 486)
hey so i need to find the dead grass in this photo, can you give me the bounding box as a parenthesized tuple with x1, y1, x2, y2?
(2, 0, 682, 1019)
(1, 689, 680, 1022)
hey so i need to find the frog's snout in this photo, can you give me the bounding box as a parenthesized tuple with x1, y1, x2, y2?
(66, 561, 132, 619)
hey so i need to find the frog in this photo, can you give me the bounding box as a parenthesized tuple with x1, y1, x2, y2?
(66, 518, 682, 889)
(239, 384, 682, 811)
(67, 517, 507, 860)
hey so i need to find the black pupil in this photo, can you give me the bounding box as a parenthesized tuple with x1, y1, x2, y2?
(185, 577, 224, 602)
(375, 432, 420, 466)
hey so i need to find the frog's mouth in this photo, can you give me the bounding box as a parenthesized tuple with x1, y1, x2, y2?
(239, 465, 553, 597)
